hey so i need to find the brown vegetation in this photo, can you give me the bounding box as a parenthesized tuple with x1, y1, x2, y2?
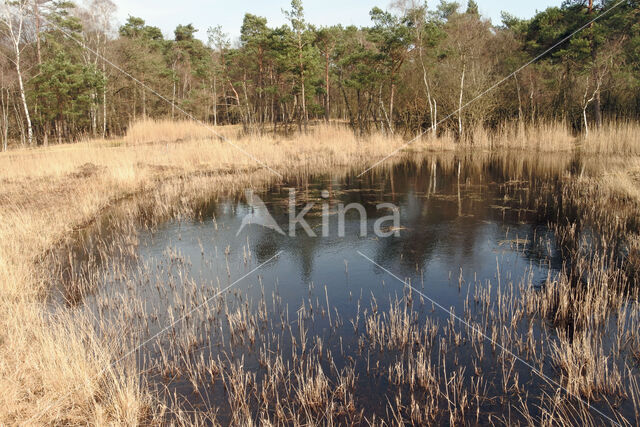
(0, 122, 406, 424)
(1, 120, 640, 424)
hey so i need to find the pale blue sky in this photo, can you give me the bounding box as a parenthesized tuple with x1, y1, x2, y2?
(114, 0, 561, 43)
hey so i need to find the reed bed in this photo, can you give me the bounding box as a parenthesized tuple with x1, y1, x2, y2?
(457, 120, 640, 154)
(0, 119, 639, 424)
(67, 198, 639, 425)
(61, 156, 640, 424)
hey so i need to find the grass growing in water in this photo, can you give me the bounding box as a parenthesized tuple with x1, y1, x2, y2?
(0, 120, 640, 424)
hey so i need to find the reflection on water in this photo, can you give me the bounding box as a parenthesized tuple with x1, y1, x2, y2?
(69, 152, 632, 423)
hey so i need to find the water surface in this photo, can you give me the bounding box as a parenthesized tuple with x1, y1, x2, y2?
(77, 153, 625, 423)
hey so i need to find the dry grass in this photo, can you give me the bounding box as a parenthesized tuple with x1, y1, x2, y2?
(551, 331, 623, 400)
(1, 119, 639, 424)
(581, 121, 640, 155)
(452, 121, 575, 151)
(123, 119, 241, 145)
(0, 304, 150, 424)
(457, 120, 640, 154)
(0, 121, 406, 424)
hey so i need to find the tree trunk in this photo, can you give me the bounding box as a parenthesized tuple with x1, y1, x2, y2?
(325, 49, 330, 122)
(300, 74, 307, 128)
(13, 100, 25, 146)
(141, 82, 147, 120)
(379, 85, 393, 135)
(339, 81, 355, 131)
(1, 87, 8, 152)
(582, 78, 597, 139)
(56, 119, 62, 145)
(91, 93, 97, 136)
(258, 46, 264, 126)
(213, 74, 218, 126)
(172, 79, 176, 120)
(101, 38, 107, 137)
(242, 70, 252, 129)
(132, 85, 137, 121)
(458, 63, 466, 140)
(514, 74, 523, 124)
(102, 77, 107, 137)
(43, 122, 49, 146)
(170, 60, 177, 120)
(529, 74, 536, 125)
(16, 58, 33, 145)
(587, 0, 602, 129)
(419, 47, 436, 137)
(583, 105, 590, 138)
(229, 81, 241, 124)
(389, 71, 396, 133)
(593, 83, 602, 128)
(34, 1, 42, 66)
(433, 99, 437, 136)
(297, 32, 307, 130)
(6, 7, 34, 146)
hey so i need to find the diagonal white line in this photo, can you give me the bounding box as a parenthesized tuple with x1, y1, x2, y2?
(356, 250, 623, 426)
(358, 0, 626, 177)
(26, 250, 283, 424)
(27, 12, 283, 178)
(112, 250, 283, 366)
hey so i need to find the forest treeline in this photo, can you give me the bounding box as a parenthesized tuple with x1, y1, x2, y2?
(0, 0, 639, 148)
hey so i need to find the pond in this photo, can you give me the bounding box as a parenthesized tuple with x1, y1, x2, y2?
(65, 153, 637, 424)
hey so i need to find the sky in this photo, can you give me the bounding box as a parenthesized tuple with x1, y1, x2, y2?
(114, 0, 562, 43)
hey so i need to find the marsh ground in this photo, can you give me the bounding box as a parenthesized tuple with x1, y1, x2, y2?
(1, 121, 640, 425)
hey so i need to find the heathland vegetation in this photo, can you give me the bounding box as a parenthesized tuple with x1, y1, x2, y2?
(0, 0, 638, 146)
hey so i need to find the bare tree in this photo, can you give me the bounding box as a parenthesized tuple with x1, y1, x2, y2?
(31, 0, 56, 66)
(581, 75, 602, 138)
(78, 0, 116, 138)
(436, 7, 494, 141)
(2, 0, 33, 145)
(398, 1, 438, 136)
(208, 25, 230, 127)
(284, 0, 309, 131)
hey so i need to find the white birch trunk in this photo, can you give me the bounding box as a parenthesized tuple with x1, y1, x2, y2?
(458, 63, 466, 139)
(4, 2, 33, 145)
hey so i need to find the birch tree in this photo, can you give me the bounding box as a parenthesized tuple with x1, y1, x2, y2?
(2, 0, 32, 145)
(78, 0, 115, 137)
(207, 25, 229, 127)
(284, 0, 310, 131)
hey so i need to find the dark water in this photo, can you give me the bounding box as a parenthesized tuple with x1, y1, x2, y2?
(77, 154, 624, 423)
